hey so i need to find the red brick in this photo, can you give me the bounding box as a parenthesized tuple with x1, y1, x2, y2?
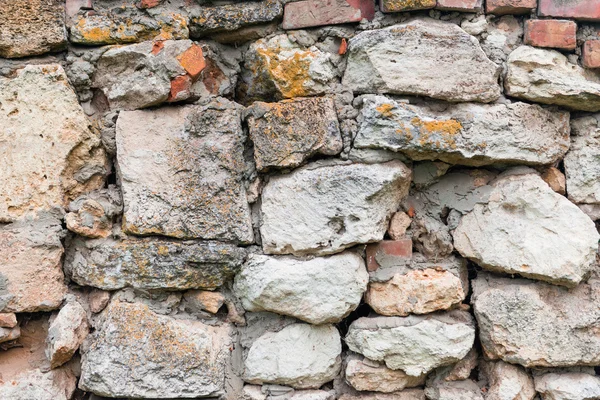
(366, 239, 412, 272)
(524, 19, 577, 50)
(138, 0, 163, 8)
(282, 0, 375, 30)
(436, 0, 483, 12)
(583, 40, 600, 68)
(380, 0, 436, 13)
(486, 0, 537, 15)
(539, 0, 600, 21)
(167, 75, 192, 102)
(177, 45, 206, 80)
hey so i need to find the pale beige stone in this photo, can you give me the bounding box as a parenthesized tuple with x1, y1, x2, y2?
(46, 300, 88, 369)
(388, 212, 412, 240)
(445, 348, 478, 381)
(0, 313, 17, 328)
(88, 289, 110, 314)
(184, 290, 226, 314)
(0, 65, 106, 222)
(65, 199, 111, 238)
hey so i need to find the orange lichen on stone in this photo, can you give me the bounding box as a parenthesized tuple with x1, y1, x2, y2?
(411, 117, 463, 150)
(177, 44, 206, 80)
(381, 0, 436, 12)
(376, 103, 395, 118)
(257, 47, 314, 98)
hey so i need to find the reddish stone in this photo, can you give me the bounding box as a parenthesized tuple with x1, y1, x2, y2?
(167, 75, 192, 102)
(436, 0, 483, 12)
(583, 40, 600, 68)
(151, 40, 165, 55)
(380, 0, 436, 13)
(539, 0, 600, 21)
(339, 38, 348, 55)
(138, 0, 163, 8)
(177, 45, 206, 80)
(366, 239, 412, 272)
(486, 0, 537, 15)
(282, 0, 375, 30)
(524, 19, 577, 50)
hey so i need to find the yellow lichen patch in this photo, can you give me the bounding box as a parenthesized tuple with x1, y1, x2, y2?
(257, 47, 314, 99)
(382, 0, 436, 12)
(376, 103, 395, 118)
(411, 116, 463, 150)
(75, 19, 112, 44)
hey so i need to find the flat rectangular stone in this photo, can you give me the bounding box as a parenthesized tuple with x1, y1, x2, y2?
(380, 0, 436, 13)
(524, 19, 577, 50)
(116, 100, 253, 243)
(366, 239, 413, 272)
(584, 40, 600, 68)
(538, 0, 600, 20)
(486, 0, 537, 14)
(282, 0, 375, 29)
(436, 0, 483, 12)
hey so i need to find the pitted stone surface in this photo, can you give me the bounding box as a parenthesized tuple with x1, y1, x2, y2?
(343, 18, 501, 103)
(79, 299, 232, 398)
(345, 311, 475, 376)
(565, 116, 600, 205)
(454, 171, 599, 287)
(534, 373, 600, 400)
(260, 161, 411, 256)
(345, 354, 426, 393)
(480, 361, 536, 400)
(234, 252, 368, 324)
(117, 99, 253, 242)
(65, 236, 247, 290)
(0, 65, 107, 222)
(355, 95, 570, 166)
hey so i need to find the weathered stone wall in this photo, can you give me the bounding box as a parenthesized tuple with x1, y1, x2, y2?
(2, 0, 600, 399)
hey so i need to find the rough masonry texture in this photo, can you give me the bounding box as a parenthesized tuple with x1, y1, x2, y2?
(3, 0, 600, 399)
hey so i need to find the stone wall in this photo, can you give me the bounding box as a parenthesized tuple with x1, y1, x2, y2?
(1, 0, 600, 399)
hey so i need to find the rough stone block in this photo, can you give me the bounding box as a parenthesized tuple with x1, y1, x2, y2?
(436, 0, 483, 12)
(524, 19, 577, 50)
(345, 354, 426, 393)
(46, 300, 88, 369)
(116, 100, 254, 242)
(535, 373, 600, 399)
(538, 0, 600, 21)
(486, 0, 537, 14)
(565, 116, 600, 204)
(380, 0, 436, 13)
(65, 236, 247, 291)
(1, 65, 107, 221)
(260, 161, 411, 256)
(283, 0, 375, 29)
(79, 299, 232, 398)
(0, 0, 67, 58)
(245, 97, 343, 171)
(583, 40, 600, 68)
(366, 240, 413, 272)
(339, 390, 426, 400)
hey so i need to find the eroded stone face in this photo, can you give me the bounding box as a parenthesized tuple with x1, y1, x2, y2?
(46, 299, 89, 369)
(480, 361, 536, 400)
(345, 354, 426, 393)
(343, 18, 500, 103)
(0, 65, 107, 222)
(0, 216, 67, 313)
(534, 373, 600, 400)
(565, 116, 600, 205)
(234, 252, 368, 324)
(260, 161, 411, 256)
(339, 390, 426, 400)
(245, 97, 343, 171)
(117, 99, 253, 242)
(0, 0, 67, 58)
(65, 236, 247, 291)
(345, 311, 476, 376)
(454, 171, 599, 287)
(355, 95, 570, 166)
(79, 299, 232, 398)
(472, 273, 600, 368)
(505, 46, 600, 112)
(243, 323, 342, 389)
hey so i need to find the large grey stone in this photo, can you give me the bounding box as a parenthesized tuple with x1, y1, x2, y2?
(0, 216, 67, 313)
(565, 116, 600, 205)
(117, 99, 253, 243)
(0, 65, 106, 222)
(355, 95, 570, 166)
(245, 97, 343, 171)
(65, 235, 247, 291)
(535, 373, 600, 400)
(79, 299, 232, 398)
(234, 252, 368, 324)
(243, 323, 342, 389)
(345, 311, 475, 377)
(505, 46, 600, 112)
(454, 170, 599, 287)
(480, 361, 536, 400)
(260, 161, 411, 256)
(0, 1, 67, 58)
(343, 18, 500, 103)
(472, 272, 600, 368)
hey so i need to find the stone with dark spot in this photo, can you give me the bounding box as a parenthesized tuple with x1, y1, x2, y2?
(245, 97, 343, 171)
(64, 235, 247, 290)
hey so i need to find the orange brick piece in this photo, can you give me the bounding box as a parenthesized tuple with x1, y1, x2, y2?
(436, 0, 483, 12)
(282, 0, 375, 30)
(583, 40, 600, 68)
(486, 0, 537, 15)
(366, 239, 412, 272)
(524, 19, 577, 50)
(177, 45, 206, 80)
(539, 0, 600, 21)
(380, 0, 436, 13)
(168, 75, 192, 102)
